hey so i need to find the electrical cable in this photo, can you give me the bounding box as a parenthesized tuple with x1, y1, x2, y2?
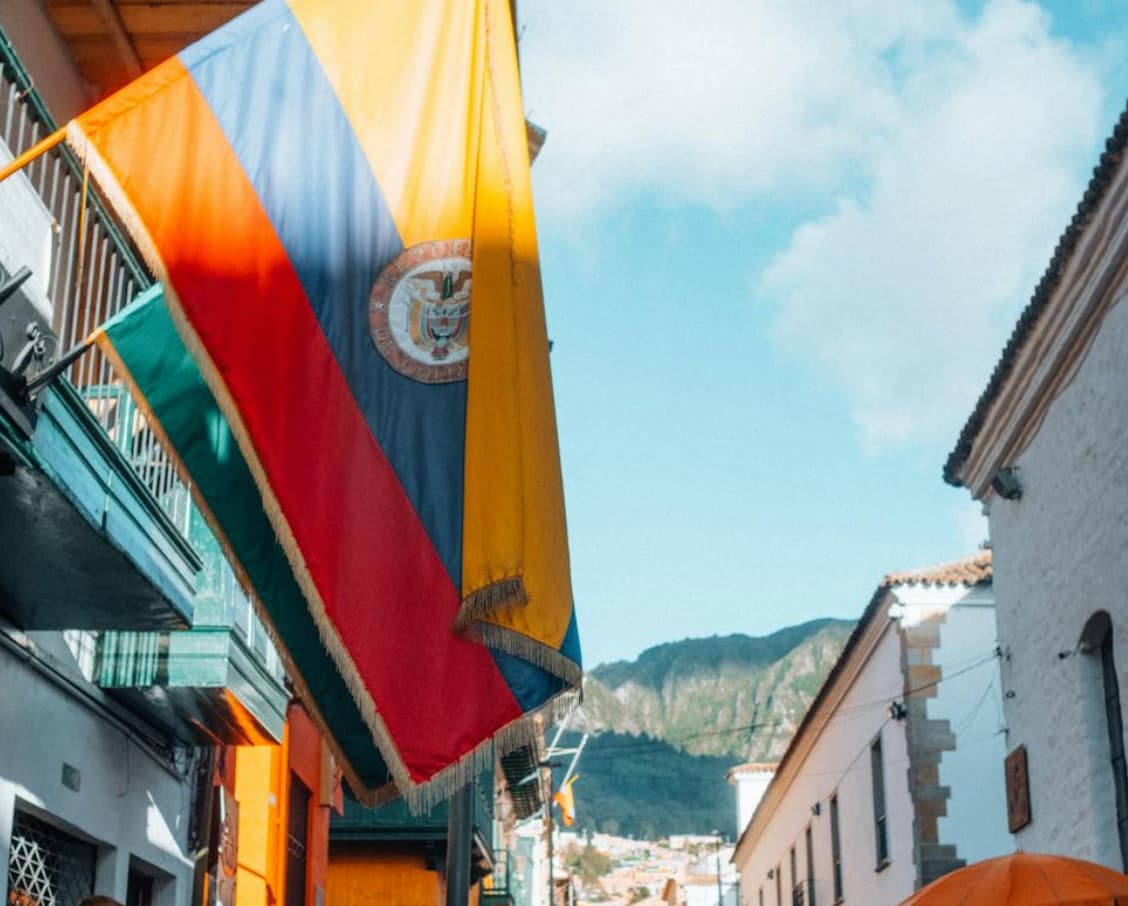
(570, 651, 1000, 760)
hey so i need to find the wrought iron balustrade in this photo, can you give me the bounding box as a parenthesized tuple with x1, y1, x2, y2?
(0, 28, 283, 680)
(0, 28, 188, 525)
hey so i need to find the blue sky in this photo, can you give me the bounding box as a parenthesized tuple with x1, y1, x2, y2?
(517, 0, 1128, 668)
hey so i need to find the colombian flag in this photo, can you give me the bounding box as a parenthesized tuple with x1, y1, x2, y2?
(74, 0, 581, 806)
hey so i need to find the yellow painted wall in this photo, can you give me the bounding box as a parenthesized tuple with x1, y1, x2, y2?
(327, 847, 444, 906)
(234, 736, 288, 906)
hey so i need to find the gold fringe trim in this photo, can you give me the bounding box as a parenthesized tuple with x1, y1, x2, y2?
(91, 325, 399, 807)
(468, 621, 584, 688)
(455, 576, 528, 630)
(402, 685, 582, 813)
(67, 123, 415, 804)
(68, 123, 584, 813)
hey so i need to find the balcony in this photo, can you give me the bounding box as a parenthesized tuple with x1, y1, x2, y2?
(499, 744, 547, 822)
(0, 22, 288, 744)
(0, 25, 204, 631)
(480, 850, 514, 905)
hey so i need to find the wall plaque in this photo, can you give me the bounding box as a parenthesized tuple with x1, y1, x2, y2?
(1005, 744, 1031, 833)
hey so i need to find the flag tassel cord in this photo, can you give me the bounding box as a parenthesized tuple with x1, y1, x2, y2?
(0, 127, 66, 185)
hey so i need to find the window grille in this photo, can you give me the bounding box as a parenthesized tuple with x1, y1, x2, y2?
(805, 824, 816, 906)
(285, 775, 311, 906)
(829, 795, 843, 902)
(6, 810, 96, 906)
(870, 736, 889, 867)
(1100, 627, 1128, 871)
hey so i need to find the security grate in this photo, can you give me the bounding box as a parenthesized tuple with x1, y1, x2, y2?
(6, 810, 96, 906)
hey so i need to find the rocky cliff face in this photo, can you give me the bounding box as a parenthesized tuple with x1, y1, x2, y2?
(561, 620, 854, 838)
(575, 619, 854, 760)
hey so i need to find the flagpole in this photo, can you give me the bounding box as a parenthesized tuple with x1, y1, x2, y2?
(0, 127, 66, 185)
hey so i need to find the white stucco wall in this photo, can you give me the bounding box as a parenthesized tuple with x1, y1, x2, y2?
(0, 631, 195, 906)
(899, 587, 1013, 864)
(735, 621, 915, 906)
(732, 768, 775, 836)
(987, 292, 1128, 868)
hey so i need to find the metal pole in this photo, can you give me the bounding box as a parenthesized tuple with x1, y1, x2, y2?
(0, 127, 64, 185)
(547, 812, 554, 906)
(445, 779, 475, 906)
(715, 834, 723, 905)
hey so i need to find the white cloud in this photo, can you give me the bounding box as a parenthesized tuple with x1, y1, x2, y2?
(763, 0, 1103, 450)
(521, 0, 962, 218)
(954, 500, 989, 552)
(521, 0, 1105, 450)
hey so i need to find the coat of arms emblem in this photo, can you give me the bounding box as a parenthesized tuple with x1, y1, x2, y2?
(369, 239, 471, 383)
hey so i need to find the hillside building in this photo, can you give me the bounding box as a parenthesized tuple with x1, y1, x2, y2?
(683, 841, 738, 906)
(732, 554, 1013, 906)
(945, 100, 1128, 871)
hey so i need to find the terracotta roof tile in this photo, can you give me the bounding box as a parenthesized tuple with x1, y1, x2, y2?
(881, 550, 992, 589)
(735, 550, 992, 855)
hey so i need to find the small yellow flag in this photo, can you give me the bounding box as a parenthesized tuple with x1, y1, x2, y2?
(553, 775, 580, 827)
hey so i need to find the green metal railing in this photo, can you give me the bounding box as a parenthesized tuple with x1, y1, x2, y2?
(0, 26, 283, 674)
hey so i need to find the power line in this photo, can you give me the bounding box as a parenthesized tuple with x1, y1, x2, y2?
(570, 650, 1000, 760)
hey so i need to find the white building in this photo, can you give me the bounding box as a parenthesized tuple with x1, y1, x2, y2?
(728, 764, 776, 838)
(732, 554, 1013, 906)
(945, 100, 1128, 872)
(683, 842, 738, 906)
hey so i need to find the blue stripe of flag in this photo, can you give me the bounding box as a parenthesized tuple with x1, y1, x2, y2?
(179, 0, 569, 709)
(180, 0, 466, 591)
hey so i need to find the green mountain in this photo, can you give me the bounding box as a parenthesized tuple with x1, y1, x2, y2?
(578, 618, 853, 760)
(562, 619, 853, 838)
(554, 730, 738, 839)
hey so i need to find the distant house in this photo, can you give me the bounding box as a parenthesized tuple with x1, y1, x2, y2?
(945, 99, 1128, 872)
(728, 764, 777, 837)
(682, 841, 738, 906)
(732, 554, 1012, 906)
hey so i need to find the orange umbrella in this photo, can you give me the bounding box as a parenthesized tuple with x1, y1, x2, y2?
(899, 853, 1128, 906)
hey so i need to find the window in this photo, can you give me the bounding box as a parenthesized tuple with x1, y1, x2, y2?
(829, 794, 843, 902)
(286, 773, 311, 906)
(870, 736, 889, 868)
(7, 809, 96, 906)
(127, 867, 154, 906)
(776, 863, 782, 906)
(1100, 623, 1128, 870)
(789, 845, 797, 894)
(759, 886, 764, 906)
(806, 824, 816, 906)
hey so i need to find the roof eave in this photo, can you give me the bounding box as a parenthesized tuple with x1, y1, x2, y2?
(945, 99, 1128, 492)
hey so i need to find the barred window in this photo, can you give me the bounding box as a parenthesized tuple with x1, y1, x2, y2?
(805, 824, 816, 906)
(871, 737, 889, 868)
(7, 810, 96, 906)
(829, 794, 843, 902)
